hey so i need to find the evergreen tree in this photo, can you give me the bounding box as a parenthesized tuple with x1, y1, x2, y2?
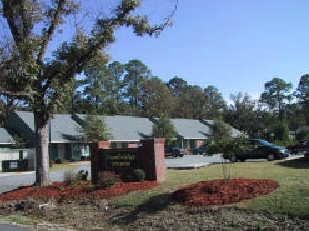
(80, 114, 113, 142)
(152, 115, 177, 145)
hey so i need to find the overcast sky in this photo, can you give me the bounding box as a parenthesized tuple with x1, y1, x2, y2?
(106, 0, 309, 101)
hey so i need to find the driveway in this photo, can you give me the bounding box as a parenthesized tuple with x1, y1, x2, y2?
(164, 153, 304, 168)
(165, 154, 223, 168)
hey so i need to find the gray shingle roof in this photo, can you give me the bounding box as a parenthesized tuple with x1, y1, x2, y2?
(171, 119, 212, 139)
(104, 115, 153, 141)
(50, 114, 84, 143)
(11, 111, 243, 142)
(0, 128, 13, 144)
(15, 110, 34, 130)
(14, 111, 84, 143)
(77, 114, 153, 141)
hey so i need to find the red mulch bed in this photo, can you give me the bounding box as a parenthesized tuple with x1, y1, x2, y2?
(172, 178, 279, 206)
(0, 181, 159, 202)
(0, 178, 279, 207)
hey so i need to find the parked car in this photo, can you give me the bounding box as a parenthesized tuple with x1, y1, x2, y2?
(286, 140, 309, 154)
(165, 147, 187, 157)
(223, 139, 290, 162)
(192, 144, 207, 155)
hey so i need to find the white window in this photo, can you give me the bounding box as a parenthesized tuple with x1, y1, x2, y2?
(9, 161, 18, 169)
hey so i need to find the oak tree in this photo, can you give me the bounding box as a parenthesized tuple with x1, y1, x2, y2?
(0, 0, 177, 185)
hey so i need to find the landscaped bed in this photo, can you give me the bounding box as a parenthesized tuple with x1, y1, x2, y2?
(0, 180, 159, 202)
(172, 178, 279, 206)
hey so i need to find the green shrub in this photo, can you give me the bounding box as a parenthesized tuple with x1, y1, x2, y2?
(71, 157, 80, 162)
(56, 158, 64, 164)
(133, 169, 145, 181)
(273, 139, 294, 146)
(63, 170, 87, 186)
(97, 171, 116, 189)
(75, 170, 84, 182)
(63, 170, 74, 185)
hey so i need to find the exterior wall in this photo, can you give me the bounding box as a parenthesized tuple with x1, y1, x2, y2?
(49, 143, 90, 161)
(174, 138, 207, 150)
(0, 144, 12, 150)
(49, 144, 58, 160)
(4, 112, 222, 161)
(128, 143, 138, 148)
(196, 139, 206, 148)
(65, 144, 72, 160)
(0, 148, 36, 171)
(57, 144, 65, 160)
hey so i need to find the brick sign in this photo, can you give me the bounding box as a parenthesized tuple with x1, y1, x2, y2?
(91, 139, 166, 183)
(105, 149, 138, 170)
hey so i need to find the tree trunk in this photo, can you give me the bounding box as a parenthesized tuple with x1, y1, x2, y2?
(34, 113, 50, 186)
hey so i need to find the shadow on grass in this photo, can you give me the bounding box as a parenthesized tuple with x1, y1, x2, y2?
(109, 192, 173, 225)
(276, 157, 309, 169)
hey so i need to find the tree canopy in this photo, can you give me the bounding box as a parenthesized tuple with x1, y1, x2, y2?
(260, 78, 293, 117)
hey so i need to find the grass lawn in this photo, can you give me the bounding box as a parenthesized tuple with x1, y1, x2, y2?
(111, 158, 309, 217)
(49, 161, 82, 171)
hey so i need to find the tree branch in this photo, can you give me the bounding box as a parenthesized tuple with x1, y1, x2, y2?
(36, 0, 66, 68)
(1, 0, 22, 43)
(42, 0, 178, 94)
(0, 90, 33, 100)
(147, 0, 178, 36)
(21, 0, 31, 39)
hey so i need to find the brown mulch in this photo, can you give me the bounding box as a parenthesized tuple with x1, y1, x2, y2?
(173, 178, 279, 206)
(0, 180, 159, 202)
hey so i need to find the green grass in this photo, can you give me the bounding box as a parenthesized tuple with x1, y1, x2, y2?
(49, 162, 77, 171)
(111, 159, 309, 217)
(0, 215, 34, 226)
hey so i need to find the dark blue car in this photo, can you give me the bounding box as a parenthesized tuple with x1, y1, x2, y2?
(192, 144, 207, 155)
